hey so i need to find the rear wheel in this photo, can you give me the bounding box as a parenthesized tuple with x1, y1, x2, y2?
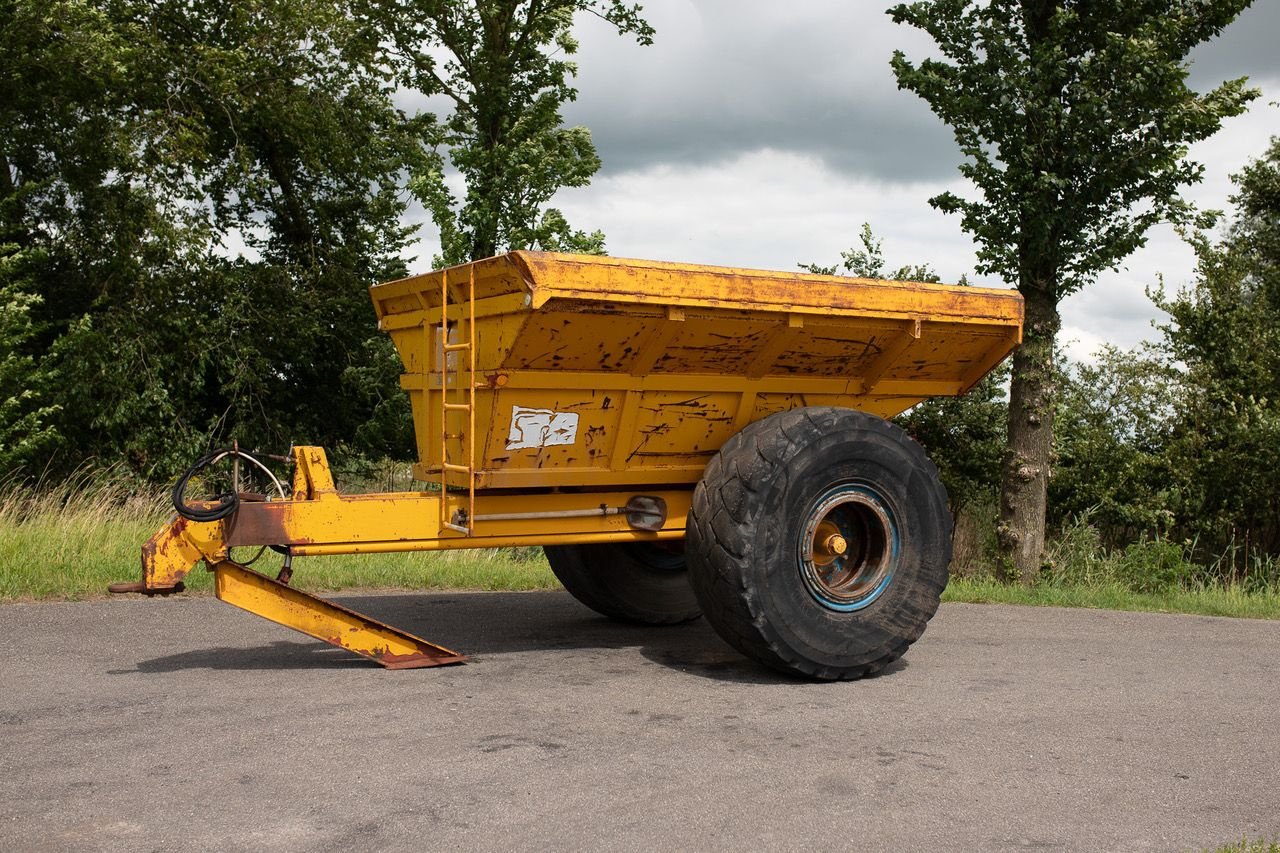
(544, 541, 701, 625)
(686, 406, 951, 680)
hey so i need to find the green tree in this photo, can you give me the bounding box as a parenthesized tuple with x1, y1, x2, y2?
(899, 368, 1008, 517)
(1050, 345, 1180, 543)
(2, 0, 424, 478)
(890, 0, 1257, 582)
(802, 222, 947, 282)
(1156, 137, 1280, 562)
(0, 246, 59, 475)
(376, 0, 654, 264)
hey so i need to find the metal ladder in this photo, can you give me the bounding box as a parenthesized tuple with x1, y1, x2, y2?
(439, 265, 477, 535)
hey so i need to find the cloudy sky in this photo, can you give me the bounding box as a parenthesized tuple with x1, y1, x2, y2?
(404, 2, 1280, 362)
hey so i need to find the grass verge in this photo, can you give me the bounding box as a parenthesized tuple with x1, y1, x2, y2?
(1208, 841, 1280, 853)
(944, 576, 1280, 620)
(0, 514, 559, 601)
(2, 478, 1278, 618)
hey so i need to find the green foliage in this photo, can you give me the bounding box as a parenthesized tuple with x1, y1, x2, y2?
(1154, 137, 1280, 561)
(899, 368, 1007, 512)
(888, 0, 1257, 298)
(1020, 510, 1198, 594)
(943, 573, 1280, 620)
(0, 246, 59, 474)
(1, 0, 424, 479)
(802, 222, 946, 282)
(1041, 139, 1280, 582)
(804, 223, 1002, 512)
(1051, 345, 1181, 538)
(889, 0, 1257, 580)
(1208, 841, 1280, 853)
(1114, 537, 1197, 594)
(382, 1, 653, 264)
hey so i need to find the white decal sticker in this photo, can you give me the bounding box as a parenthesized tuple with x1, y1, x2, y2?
(506, 406, 579, 450)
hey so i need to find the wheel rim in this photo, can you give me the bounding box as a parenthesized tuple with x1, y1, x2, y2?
(799, 484, 899, 612)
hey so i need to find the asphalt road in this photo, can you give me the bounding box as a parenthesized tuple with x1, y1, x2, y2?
(2, 592, 1278, 852)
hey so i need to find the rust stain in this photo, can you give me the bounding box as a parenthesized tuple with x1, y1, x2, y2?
(379, 651, 467, 669)
(626, 422, 673, 463)
(227, 503, 314, 547)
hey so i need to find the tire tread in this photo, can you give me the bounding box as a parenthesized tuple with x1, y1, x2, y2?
(687, 407, 951, 680)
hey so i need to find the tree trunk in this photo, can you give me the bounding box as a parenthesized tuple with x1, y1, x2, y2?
(997, 288, 1060, 584)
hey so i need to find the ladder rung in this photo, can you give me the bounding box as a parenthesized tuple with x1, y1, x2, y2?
(442, 522, 471, 535)
(442, 343, 472, 352)
(442, 402, 471, 411)
(441, 463, 472, 473)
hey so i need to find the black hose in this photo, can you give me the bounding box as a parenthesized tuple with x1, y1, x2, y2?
(171, 448, 271, 523)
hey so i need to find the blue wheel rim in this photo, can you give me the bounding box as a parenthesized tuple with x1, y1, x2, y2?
(798, 483, 900, 612)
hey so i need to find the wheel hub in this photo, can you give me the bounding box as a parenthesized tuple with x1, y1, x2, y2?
(820, 533, 848, 557)
(799, 485, 899, 612)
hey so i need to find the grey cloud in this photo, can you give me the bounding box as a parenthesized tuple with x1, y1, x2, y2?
(564, 1, 1279, 182)
(1188, 3, 1280, 87)
(564, 1, 962, 181)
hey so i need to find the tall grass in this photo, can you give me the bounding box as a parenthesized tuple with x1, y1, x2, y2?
(1208, 841, 1280, 853)
(943, 504, 1280, 618)
(0, 468, 557, 602)
(0, 466, 171, 600)
(944, 576, 1280, 619)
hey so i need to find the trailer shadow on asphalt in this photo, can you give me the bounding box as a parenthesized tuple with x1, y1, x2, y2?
(114, 589, 906, 685)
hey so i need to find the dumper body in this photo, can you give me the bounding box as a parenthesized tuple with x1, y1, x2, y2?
(374, 252, 1021, 491)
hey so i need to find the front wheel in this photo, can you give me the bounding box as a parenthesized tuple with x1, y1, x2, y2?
(686, 406, 951, 680)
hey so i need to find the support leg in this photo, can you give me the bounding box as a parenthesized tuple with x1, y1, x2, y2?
(212, 562, 466, 669)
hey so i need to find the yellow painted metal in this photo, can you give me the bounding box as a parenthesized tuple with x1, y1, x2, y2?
(141, 514, 229, 590)
(437, 264, 478, 533)
(220, 485, 691, 550)
(371, 251, 1024, 490)
(139, 447, 692, 590)
(213, 561, 465, 669)
(135, 444, 685, 668)
(291, 445, 338, 498)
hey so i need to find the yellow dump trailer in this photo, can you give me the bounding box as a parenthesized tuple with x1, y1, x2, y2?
(113, 251, 1023, 680)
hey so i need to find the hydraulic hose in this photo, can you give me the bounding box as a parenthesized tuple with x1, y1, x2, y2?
(171, 448, 286, 523)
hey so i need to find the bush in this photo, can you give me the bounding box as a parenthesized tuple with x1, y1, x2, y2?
(1115, 537, 1197, 594)
(1040, 511, 1202, 594)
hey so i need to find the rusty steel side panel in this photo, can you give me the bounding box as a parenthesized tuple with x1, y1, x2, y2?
(511, 251, 1023, 326)
(136, 513, 227, 590)
(371, 251, 1024, 490)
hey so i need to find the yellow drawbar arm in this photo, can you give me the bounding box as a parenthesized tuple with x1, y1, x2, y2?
(116, 447, 690, 670)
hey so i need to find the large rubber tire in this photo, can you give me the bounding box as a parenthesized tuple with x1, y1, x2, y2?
(544, 542, 702, 625)
(686, 406, 951, 680)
